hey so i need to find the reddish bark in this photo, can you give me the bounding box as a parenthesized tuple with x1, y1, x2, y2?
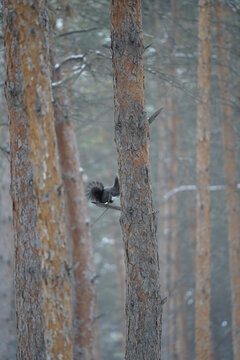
(195, 0, 212, 359)
(111, 1, 162, 359)
(2, 1, 73, 358)
(51, 12, 97, 357)
(53, 65, 97, 360)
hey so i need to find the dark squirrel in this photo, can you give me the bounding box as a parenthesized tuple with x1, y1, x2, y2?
(86, 176, 120, 203)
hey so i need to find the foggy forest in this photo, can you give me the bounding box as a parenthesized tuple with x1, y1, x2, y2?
(0, 0, 239, 360)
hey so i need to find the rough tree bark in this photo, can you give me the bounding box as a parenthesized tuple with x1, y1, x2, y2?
(215, 3, 240, 359)
(53, 65, 97, 360)
(2, 1, 73, 359)
(111, 1, 162, 359)
(195, 0, 212, 359)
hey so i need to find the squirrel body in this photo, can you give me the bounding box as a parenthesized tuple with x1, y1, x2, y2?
(86, 176, 120, 203)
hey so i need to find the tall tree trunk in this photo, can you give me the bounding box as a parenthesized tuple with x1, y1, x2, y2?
(53, 72, 97, 360)
(51, 11, 97, 357)
(2, 1, 73, 359)
(176, 258, 189, 360)
(157, 99, 169, 359)
(153, 2, 169, 358)
(0, 126, 16, 359)
(195, 0, 212, 359)
(215, 3, 240, 359)
(166, 96, 179, 360)
(159, 100, 172, 360)
(111, 1, 162, 359)
(166, 2, 181, 357)
(112, 232, 125, 352)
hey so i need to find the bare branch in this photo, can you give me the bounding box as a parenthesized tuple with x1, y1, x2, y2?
(52, 63, 87, 88)
(57, 28, 98, 38)
(0, 145, 10, 155)
(93, 202, 121, 211)
(148, 108, 163, 124)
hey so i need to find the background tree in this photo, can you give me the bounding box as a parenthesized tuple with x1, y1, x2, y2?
(2, 1, 72, 358)
(0, 125, 16, 359)
(51, 8, 97, 357)
(164, 2, 184, 359)
(215, 2, 240, 358)
(195, 0, 212, 359)
(111, 231, 125, 352)
(53, 68, 97, 360)
(111, 1, 162, 359)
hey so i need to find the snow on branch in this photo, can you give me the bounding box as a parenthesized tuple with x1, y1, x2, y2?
(54, 54, 86, 71)
(52, 63, 87, 88)
(164, 184, 240, 200)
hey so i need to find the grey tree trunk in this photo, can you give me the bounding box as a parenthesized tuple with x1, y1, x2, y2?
(0, 127, 16, 359)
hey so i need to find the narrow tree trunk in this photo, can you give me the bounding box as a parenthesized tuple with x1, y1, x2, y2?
(187, 189, 196, 254)
(51, 12, 97, 357)
(195, 0, 212, 359)
(0, 126, 16, 359)
(166, 7, 180, 353)
(166, 96, 179, 360)
(2, 1, 73, 358)
(215, 3, 240, 358)
(53, 77, 97, 360)
(160, 104, 172, 360)
(111, 1, 162, 359)
(153, 2, 169, 357)
(176, 257, 189, 360)
(161, 2, 188, 358)
(112, 232, 125, 352)
(157, 100, 169, 360)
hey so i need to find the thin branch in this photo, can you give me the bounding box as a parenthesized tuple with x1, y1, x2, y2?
(148, 108, 163, 124)
(93, 202, 121, 211)
(93, 313, 105, 322)
(91, 208, 109, 227)
(144, 42, 153, 51)
(55, 54, 86, 71)
(0, 145, 10, 155)
(52, 63, 87, 88)
(0, 145, 11, 162)
(57, 28, 98, 38)
(146, 67, 200, 102)
(164, 184, 240, 200)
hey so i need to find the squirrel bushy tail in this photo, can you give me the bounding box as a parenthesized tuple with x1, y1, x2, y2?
(86, 176, 120, 203)
(86, 180, 105, 203)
